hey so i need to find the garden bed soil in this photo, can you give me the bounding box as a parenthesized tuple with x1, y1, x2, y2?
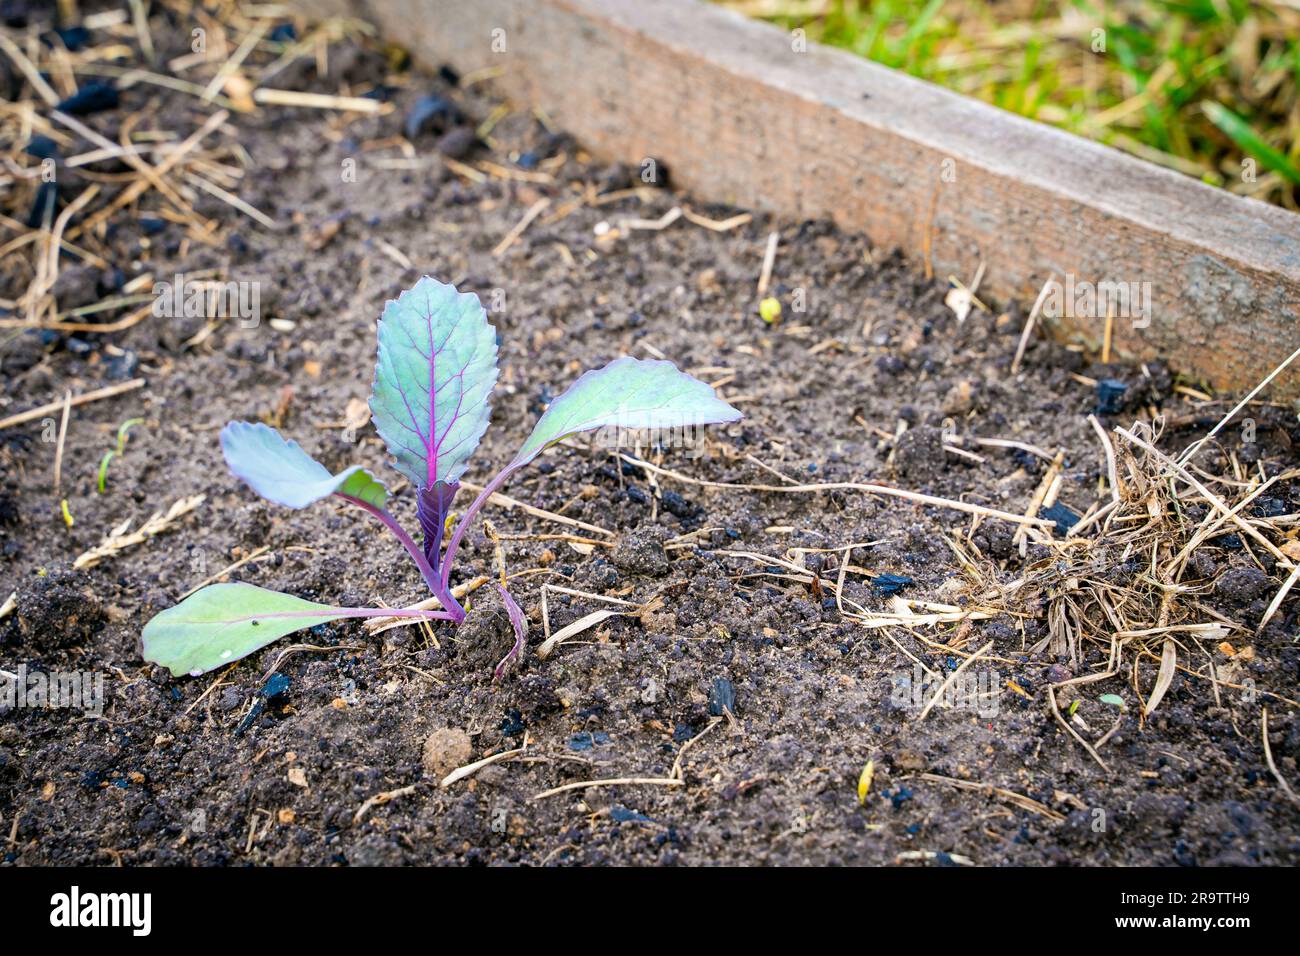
(2, 18, 1299, 866)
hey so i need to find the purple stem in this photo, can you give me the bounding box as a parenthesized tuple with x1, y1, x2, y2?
(351, 607, 459, 620)
(440, 465, 520, 588)
(493, 583, 528, 681)
(249, 606, 459, 622)
(337, 494, 465, 622)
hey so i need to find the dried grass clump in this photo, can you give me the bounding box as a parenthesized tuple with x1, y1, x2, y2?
(978, 416, 1299, 729)
(1, 4, 372, 336)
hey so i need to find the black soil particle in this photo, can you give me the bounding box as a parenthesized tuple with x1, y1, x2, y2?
(455, 586, 516, 673)
(48, 265, 101, 312)
(14, 566, 105, 650)
(611, 526, 671, 578)
(1215, 566, 1272, 604)
(892, 424, 946, 484)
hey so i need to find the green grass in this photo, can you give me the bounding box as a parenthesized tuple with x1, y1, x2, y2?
(719, 0, 1300, 209)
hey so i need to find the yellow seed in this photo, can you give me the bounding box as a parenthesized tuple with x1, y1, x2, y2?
(857, 759, 875, 805)
(759, 297, 782, 324)
(60, 499, 74, 527)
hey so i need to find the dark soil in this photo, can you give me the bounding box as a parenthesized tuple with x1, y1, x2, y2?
(2, 9, 1299, 867)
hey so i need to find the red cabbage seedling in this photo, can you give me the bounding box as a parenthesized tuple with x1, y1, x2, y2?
(142, 276, 741, 679)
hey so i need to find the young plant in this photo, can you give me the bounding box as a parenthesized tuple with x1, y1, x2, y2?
(97, 417, 144, 493)
(143, 276, 741, 679)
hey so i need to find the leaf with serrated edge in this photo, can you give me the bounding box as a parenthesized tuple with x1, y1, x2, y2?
(143, 583, 356, 677)
(512, 356, 741, 467)
(369, 276, 498, 488)
(221, 421, 387, 510)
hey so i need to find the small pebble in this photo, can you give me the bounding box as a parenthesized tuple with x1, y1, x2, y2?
(422, 727, 472, 779)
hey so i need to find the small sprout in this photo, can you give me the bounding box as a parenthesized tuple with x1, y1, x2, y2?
(97, 417, 144, 494)
(1099, 694, 1126, 709)
(143, 277, 742, 678)
(758, 296, 782, 324)
(857, 760, 875, 805)
(1068, 698, 1081, 717)
(59, 499, 74, 527)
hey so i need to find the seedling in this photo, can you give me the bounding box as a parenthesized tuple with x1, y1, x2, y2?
(143, 276, 741, 679)
(97, 417, 144, 493)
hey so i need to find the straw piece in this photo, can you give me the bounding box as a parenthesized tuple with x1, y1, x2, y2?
(252, 88, 382, 112)
(1010, 274, 1056, 375)
(0, 379, 146, 432)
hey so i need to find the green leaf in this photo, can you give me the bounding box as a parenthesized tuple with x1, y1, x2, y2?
(142, 583, 355, 677)
(115, 417, 144, 450)
(511, 357, 742, 468)
(1099, 694, 1126, 708)
(96, 451, 114, 494)
(97, 418, 144, 494)
(369, 276, 499, 487)
(221, 421, 388, 510)
(1203, 102, 1300, 187)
